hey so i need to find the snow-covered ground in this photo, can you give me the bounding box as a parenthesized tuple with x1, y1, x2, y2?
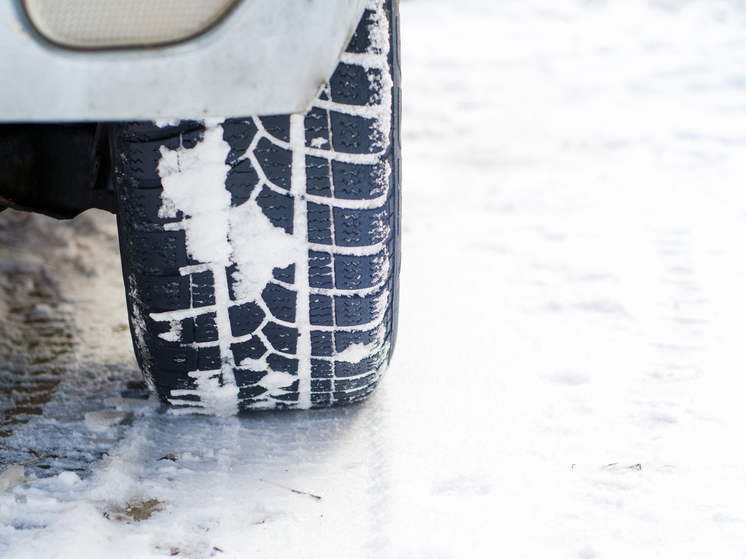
(3, 0, 746, 556)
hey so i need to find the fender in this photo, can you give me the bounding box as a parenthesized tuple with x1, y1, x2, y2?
(0, 0, 367, 122)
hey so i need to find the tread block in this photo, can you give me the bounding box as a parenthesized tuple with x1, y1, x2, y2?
(306, 156, 331, 197)
(126, 141, 170, 188)
(136, 274, 190, 312)
(261, 283, 297, 322)
(191, 270, 216, 308)
(197, 346, 221, 371)
(176, 318, 194, 344)
(312, 379, 332, 392)
(333, 381, 378, 404)
(345, 9, 376, 54)
(151, 368, 198, 397)
(330, 112, 382, 154)
(334, 385, 378, 405)
(125, 127, 203, 187)
(235, 370, 266, 386)
(334, 252, 387, 290)
(335, 356, 377, 378)
(127, 229, 187, 273)
(333, 207, 388, 247)
(309, 251, 334, 288)
(259, 115, 290, 143)
(145, 316, 176, 341)
(262, 322, 299, 354)
(174, 127, 205, 149)
(334, 372, 377, 392)
(223, 118, 258, 163)
(311, 393, 332, 407)
(267, 353, 299, 374)
(231, 336, 267, 365)
(125, 187, 183, 224)
(254, 137, 291, 190)
(330, 63, 381, 107)
(335, 328, 379, 353)
(311, 359, 333, 379)
(309, 294, 334, 326)
(272, 264, 295, 284)
(256, 185, 293, 234)
(238, 383, 268, 400)
(228, 301, 265, 337)
(307, 202, 333, 245)
(226, 159, 259, 206)
(305, 108, 330, 150)
(273, 391, 300, 402)
(335, 290, 384, 327)
(332, 160, 386, 200)
(151, 345, 198, 374)
(194, 312, 219, 343)
(311, 330, 334, 357)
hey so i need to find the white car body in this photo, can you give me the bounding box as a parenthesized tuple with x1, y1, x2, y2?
(0, 0, 366, 122)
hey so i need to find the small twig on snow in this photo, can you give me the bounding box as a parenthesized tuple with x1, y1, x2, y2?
(19, 454, 46, 466)
(259, 479, 322, 500)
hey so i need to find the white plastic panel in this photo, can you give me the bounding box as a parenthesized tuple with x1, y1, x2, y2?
(24, 0, 240, 48)
(0, 0, 367, 121)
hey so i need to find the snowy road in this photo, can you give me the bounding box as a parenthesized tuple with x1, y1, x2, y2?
(3, 0, 746, 556)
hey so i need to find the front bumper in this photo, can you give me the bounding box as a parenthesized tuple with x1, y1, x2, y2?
(0, 0, 366, 122)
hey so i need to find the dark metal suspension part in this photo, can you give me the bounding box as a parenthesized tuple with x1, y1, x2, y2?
(0, 123, 117, 219)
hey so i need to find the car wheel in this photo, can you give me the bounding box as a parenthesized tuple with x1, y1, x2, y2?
(111, 0, 401, 414)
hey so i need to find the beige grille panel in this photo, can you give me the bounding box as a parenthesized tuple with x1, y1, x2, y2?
(23, 0, 241, 49)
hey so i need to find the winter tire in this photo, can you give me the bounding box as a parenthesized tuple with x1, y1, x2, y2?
(112, 0, 401, 414)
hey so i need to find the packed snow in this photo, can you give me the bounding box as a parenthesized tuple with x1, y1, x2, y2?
(3, 0, 746, 556)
